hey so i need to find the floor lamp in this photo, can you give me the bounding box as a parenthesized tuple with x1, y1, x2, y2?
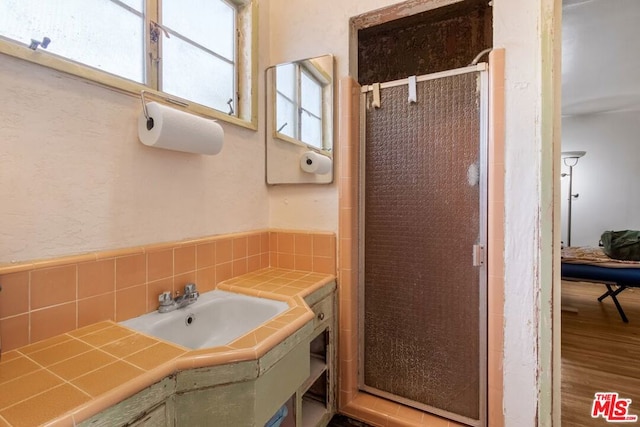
(562, 151, 586, 247)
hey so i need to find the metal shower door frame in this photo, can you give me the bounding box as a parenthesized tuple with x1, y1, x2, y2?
(357, 63, 489, 427)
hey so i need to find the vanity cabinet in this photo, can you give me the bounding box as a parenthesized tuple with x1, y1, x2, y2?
(79, 378, 175, 427)
(78, 281, 336, 427)
(295, 283, 337, 427)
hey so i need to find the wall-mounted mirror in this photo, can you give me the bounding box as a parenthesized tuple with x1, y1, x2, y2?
(265, 54, 334, 184)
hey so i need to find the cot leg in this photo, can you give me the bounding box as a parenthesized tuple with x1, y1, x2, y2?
(598, 284, 629, 323)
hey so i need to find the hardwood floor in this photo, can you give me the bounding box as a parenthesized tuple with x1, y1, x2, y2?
(562, 280, 640, 426)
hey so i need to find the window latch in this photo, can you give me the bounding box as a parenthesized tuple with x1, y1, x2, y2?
(150, 21, 170, 43)
(29, 36, 51, 50)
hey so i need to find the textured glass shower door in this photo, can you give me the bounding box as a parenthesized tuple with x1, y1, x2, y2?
(359, 66, 487, 426)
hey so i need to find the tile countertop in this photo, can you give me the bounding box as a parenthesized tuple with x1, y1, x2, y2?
(0, 268, 335, 427)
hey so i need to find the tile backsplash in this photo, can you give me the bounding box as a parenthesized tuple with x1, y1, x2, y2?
(0, 230, 335, 351)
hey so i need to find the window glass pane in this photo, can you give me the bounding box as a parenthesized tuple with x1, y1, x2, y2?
(0, 0, 144, 83)
(276, 94, 296, 140)
(162, 0, 235, 61)
(162, 35, 234, 113)
(301, 71, 322, 116)
(301, 114, 322, 148)
(119, 0, 143, 12)
(276, 63, 296, 100)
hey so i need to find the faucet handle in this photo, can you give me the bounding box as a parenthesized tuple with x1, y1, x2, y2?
(158, 291, 173, 306)
(184, 283, 197, 295)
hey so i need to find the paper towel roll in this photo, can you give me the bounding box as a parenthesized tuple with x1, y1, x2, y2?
(138, 102, 223, 155)
(300, 151, 332, 175)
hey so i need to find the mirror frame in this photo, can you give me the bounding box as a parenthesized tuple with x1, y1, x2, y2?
(265, 54, 334, 185)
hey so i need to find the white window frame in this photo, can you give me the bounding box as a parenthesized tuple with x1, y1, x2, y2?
(0, 0, 257, 129)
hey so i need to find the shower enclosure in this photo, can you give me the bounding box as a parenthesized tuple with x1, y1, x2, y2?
(358, 64, 488, 426)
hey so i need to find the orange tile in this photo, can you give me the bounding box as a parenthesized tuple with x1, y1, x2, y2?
(174, 245, 195, 275)
(0, 271, 28, 318)
(30, 302, 77, 343)
(196, 242, 215, 268)
(215, 262, 233, 285)
(375, 397, 400, 416)
(48, 349, 117, 380)
(0, 355, 40, 385)
(71, 360, 144, 397)
(67, 321, 113, 338)
(277, 253, 295, 270)
(395, 405, 424, 425)
(229, 332, 258, 349)
(488, 313, 504, 354)
(77, 259, 115, 299)
(233, 236, 248, 260)
(269, 253, 277, 268)
(233, 259, 248, 277)
(147, 277, 173, 313)
(340, 359, 356, 392)
(294, 234, 313, 256)
(100, 333, 158, 358)
(115, 285, 147, 321)
(420, 413, 449, 426)
(80, 325, 135, 347)
(261, 232, 270, 253)
(216, 239, 233, 264)
(247, 255, 261, 273)
(27, 338, 92, 366)
(147, 249, 173, 282)
(0, 383, 90, 427)
(0, 351, 21, 364)
(17, 334, 72, 355)
(174, 272, 197, 294)
(252, 283, 283, 293)
(269, 232, 278, 252)
(115, 254, 146, 289)
(261, 253, 270, 269)
(30, 265, 76, 310)
(272, 287, 300, 297)
(0, 369, 63, 411)
(313, 234, 335, 258)
(340, 390, 355, 410)
(248, 234, 261, 256)
(340, 209, 354, 240)
(78, 293, 115, 327)
(196, 266, 216, 292)
(124, 342, 186, 370)
(313, 256, 335, 274)
(358, 402, 390, 426)
(295, 255, 313, 272)
(277, 233, 295, 254)
(0, 314, 29, 351)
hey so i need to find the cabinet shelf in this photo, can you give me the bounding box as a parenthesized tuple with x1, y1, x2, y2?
(300, 355, 327, 395)
(301, 397, 329, 427)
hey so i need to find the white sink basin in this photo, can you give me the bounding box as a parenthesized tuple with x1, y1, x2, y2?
(121, 290, 288, 349)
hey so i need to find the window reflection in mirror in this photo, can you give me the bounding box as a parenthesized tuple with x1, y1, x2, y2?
(269, 55, 333, 154)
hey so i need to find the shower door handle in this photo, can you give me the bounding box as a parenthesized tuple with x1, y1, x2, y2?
(472, 244, 485, 267)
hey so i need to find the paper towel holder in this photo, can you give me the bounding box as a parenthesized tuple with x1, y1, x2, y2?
(140, 90, 189, 131)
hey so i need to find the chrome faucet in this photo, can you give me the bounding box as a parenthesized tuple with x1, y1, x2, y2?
(158, 283, 199, 313)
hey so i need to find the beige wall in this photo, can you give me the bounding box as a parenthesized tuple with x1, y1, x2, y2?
(0, 6, 274, 263)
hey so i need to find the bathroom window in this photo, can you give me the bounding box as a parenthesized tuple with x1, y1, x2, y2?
(276, 63, 324, 149)
(0, 0, 256, 127)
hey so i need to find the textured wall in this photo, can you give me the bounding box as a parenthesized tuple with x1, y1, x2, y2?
(358, 0, 492, 85)
(0, 21, 270, 262)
